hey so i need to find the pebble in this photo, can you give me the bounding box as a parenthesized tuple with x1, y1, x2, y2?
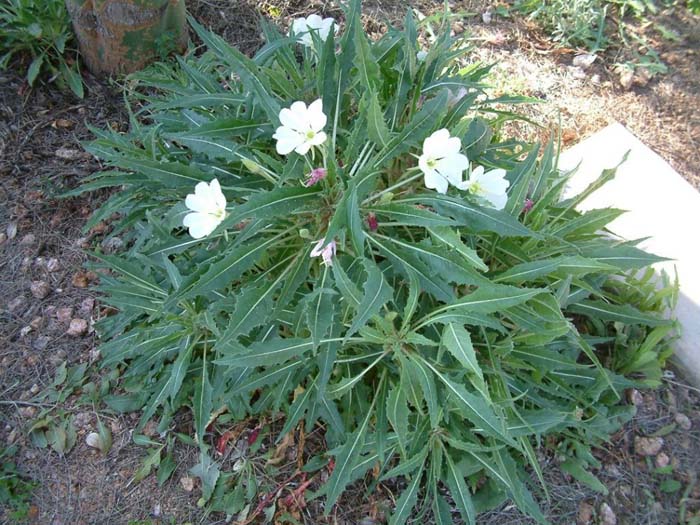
(55, 147, 82, 160)
(46, 258, 60, 272)
(7, 296, 27, 313)
(577, 501, 594, 524)
(79, 297, 95, 316)
(573, 53, 597, 69)
(72, 272, 89, 288)
(180, 476, 195, 492)
(599, 502, 617, 525)
(30, 281, 51, 299)
(20, 326, 32, 337)
(30, 317, 42, 329)
(0, 233, 6, 245)
(56, 307, 73, 323)
(6, 222, 17, 239)
(675, 412, 692, 430)
(67, 318, 88, 336)
(635, 436, 664, 456)
(655, 452, 670, 468)
(627, 389, 644, 406)
(33, 335, 50, 351)
(20, 233, 36, 246)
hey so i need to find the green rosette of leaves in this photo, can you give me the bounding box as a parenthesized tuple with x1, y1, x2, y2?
(75, 2, 676, 522)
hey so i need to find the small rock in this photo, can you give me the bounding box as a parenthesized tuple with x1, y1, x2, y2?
(7, 296, 27, 313)
(67, 318, 88, 336)
(33, 335, 50, 351)
(635, 436, 664, 456)
(20, 257, 32, 272)
(79, 297, 95, 316)
(46, 258, 60, 272)
(56, 307, 73, 323)
(573, 53, 597, 69)
(52, 119, 74, 129)
(29, 383, 40, 394)
(619, 69, 634, 90)
(30, 317, 42, 329)
(591, 73, 601, 85)
(570, 66, 587, 80)
(89, 347, 101, 362)
(142, 420, 158, 437)
(577, 501, 594, 524)
(72, 272, 89, 288)
(482, 10, 492, 24)
(55, 147, 82, 160)
(102, 236, 123, 253)
(20, 233, 36, 246)
(599, 503, 617, 525)
(627, 389, 644, 406)
(180, 476, 195, 492)
(655, 452, 670, 469)
(19, 406, 36, 418)
(85, 432, 102, 450)
(0, 233, 6, 246)
(6, 222, 17, 239)
(20, 326, 32, 337)
(675, 412, 692, 430)
(153, 503, 161, 517)
(30, 281, 51, 299)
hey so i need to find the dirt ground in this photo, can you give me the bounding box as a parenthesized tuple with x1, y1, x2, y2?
(1, 1, 699, 524)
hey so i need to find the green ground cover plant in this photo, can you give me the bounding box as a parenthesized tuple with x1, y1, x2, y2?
(0, 0, 83, 97)
(73, 2, 676, 521)
(512, 0, 695, 75)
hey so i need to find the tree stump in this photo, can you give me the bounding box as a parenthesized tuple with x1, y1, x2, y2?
(65, 0, 187, 75)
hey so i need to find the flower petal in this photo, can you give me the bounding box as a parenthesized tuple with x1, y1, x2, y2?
(424, 170, 449, 194)
(274, 126, 305, 155)
(422, 129, 453, 158)
(307, 99, 327, 131)
(183, 212, 219, 239)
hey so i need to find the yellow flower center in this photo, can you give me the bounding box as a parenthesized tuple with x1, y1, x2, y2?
(306, 130, 316, 140)
(426, 158, 437, 169)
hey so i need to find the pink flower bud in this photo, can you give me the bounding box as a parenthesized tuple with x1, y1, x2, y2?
(303, 167, 327, 187)
(523, 198, 534, 213)
(367, 213, 378, 232)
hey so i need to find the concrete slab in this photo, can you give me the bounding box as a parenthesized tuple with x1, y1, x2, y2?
(558, 122, 700, 386)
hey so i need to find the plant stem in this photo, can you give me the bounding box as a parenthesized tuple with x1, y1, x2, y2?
(362, 171, 422, 205)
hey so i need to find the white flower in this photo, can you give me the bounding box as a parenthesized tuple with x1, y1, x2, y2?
(416, 50, 428, 62)
(310, 239, 336, 266)
(182, 179, 227, 239)
(290, 14, 335, 47)
(418, 129, 470, 194)
(273, 99, 327, 156)
(461, 166, 510, 210)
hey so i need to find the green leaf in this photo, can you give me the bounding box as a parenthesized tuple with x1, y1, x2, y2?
(346, 259, 394, 339)
(354, 20, 381, 91)
(560, 459, 608, 494)
(579, 244, 667, 270)
(306, 267, 336, 348)
(323, 382, 378, 513)
(420, 358, 516, 447)
(173, 235, 282, 302)
(389, 470, 423, 525)
(424, 284, 541, 320)
(27, 54, 44, 85)
(219, 186, 321, 230)
(386, 382, 410, 455)
(428, 227, 489, 272)
(494, 256, 617, 284)
(444, 450, 476, 525)
(216, 338, 315, 368)
(365, 90, 390, 147)
(394, 194, 535, 237)
(568, 300, 670, 327)
(189, 16, 281, 122)
(442, 323, 488, 399)
(369, 203, 458, 228)
(372, 90, 449, 168)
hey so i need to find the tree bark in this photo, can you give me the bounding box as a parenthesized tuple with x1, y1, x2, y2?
(65, 0, 187, 76)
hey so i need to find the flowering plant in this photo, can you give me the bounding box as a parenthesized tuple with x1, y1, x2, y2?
(77, 2, 675, 522)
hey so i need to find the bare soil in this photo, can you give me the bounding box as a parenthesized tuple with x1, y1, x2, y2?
(1, 1, 699, 524)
